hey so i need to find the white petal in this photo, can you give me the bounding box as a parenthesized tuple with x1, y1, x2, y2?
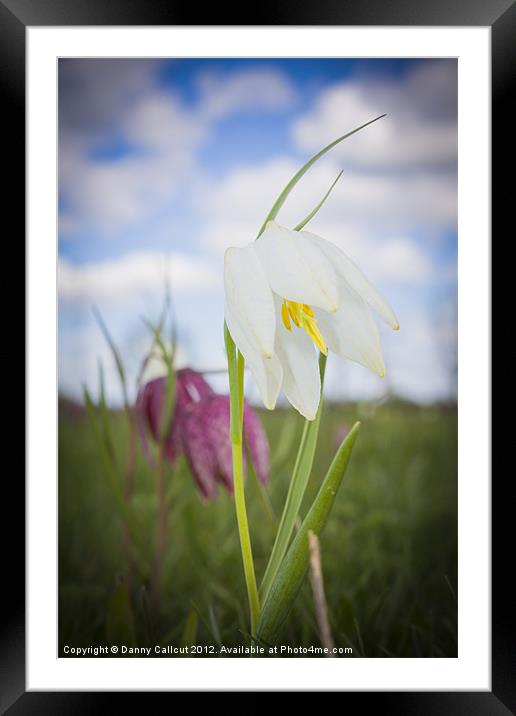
(315, 283, 386, 377)
(247, 352, 283, 411)
(305, 231, 400, 330)
(255, 221, 339, 312)
(274, 299, 321, 420)
(225, 299, 282, 410)
(224, 244, 276, 358)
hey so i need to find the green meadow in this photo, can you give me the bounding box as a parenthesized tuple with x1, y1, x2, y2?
(59, 398, 457, 658)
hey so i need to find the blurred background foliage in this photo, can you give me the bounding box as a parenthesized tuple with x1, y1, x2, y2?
(59, 394, 457, 657)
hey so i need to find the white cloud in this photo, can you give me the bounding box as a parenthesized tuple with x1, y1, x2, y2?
(293, 61, 457, 170)
(310, 168, 457, 230)
(60, 92, 206, 234)
(197, 68, 296, 118)
(202, 157, 297, 225)
(386, 312, 456, 402)
(58, 251, 219, 305)
(199, 156, 456, 247)
(123, 92, 206, 153)
(59, 63, 297, 238)
(198, 156, 446, 290)
(365, 236, 432, 283)
(59, 320, 167, 406)
(61, 157, 178, 231)
(321, 309, 456, 404)
(312, 226, 434, 284)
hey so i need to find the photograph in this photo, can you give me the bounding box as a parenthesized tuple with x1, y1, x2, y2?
(57, 56, 459, 659)
(0, 0, 500, 701)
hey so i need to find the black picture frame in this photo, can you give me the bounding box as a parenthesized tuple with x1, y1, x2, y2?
(2, 0, 506, 710)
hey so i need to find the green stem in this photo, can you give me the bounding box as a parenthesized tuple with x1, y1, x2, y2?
(152, 444, 168, 614)
(260, 353, 327, 602)
(231, 434, 261, 635)
(225, 324, 261, 634)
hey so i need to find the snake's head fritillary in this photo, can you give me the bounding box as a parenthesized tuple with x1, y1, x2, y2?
(137, 369, 270, 499)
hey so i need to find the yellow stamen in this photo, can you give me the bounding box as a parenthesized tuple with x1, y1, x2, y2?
(302, 315, 328, 355)
(281, 299, 292, 331)
(282, 299, 328, 354)
(287, 302, 302, 328)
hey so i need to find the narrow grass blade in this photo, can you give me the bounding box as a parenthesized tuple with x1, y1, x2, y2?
(141, 316, 177, 441)
(94, 308, 138, 500)
(208, 603, 222, 646)
(247, 453, 277, 530)
(163, 280, 179, 363)
(159, 357, 176, 442)
(256, 422, 361, 644)
(270, 413, 300, 473)
(259, 353, 327, 602)
(256, 115, 385, 238)
(97, 359, 116, 463)
(106, 576, 136, 647)
(93, 306, 129, 408)
(294, 171, 343, 232)
(180, 608, 199, 649)
(190, 601, 223, 647)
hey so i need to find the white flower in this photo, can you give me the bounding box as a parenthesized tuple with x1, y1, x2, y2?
(224, 220, 399, 420)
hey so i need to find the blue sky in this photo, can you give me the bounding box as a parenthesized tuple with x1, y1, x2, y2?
(58, 58, 457, 406)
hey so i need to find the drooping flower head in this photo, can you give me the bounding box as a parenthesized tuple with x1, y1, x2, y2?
(137, 368, 215, 463)
(137, 369, 270, 500)
(180, 395, 269, 500)
(224, 220, 399, 421)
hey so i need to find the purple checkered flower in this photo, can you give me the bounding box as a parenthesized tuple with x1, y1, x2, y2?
(137, 369, 215, 463)
(137, 369, 270, 500)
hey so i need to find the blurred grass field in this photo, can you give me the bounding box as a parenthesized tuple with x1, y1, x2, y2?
(59, 397, 457, 657)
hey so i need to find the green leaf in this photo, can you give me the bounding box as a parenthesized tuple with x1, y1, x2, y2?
(256, 115, 385, 238)
(294, 170, 343, 232)
(256, 421, 361, 644)
(259, 353, 327, 602)
(93, 306, 129, 409)
(106, 576, 136, 646)
(180, 608, 199, 649)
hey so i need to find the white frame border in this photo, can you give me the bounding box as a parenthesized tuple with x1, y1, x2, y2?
(27, 26, 490, 691)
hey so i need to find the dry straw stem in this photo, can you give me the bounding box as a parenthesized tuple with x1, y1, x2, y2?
(308, 530, 336, 656)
